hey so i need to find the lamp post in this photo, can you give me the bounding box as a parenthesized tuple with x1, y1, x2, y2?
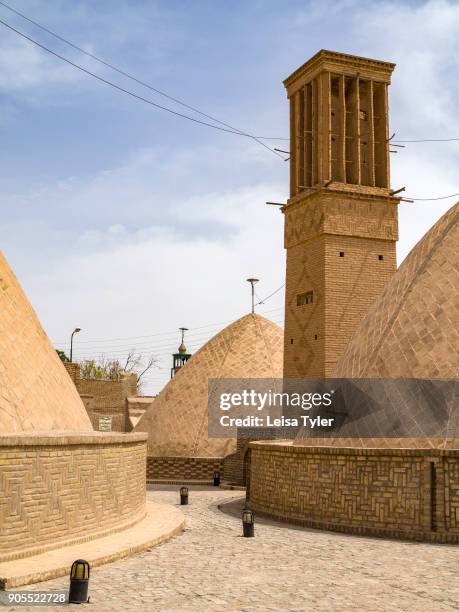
(242, 508, 255, 537)
(213, 471, 221, 487)
(246, 278, 259, 314)
(70, 327, 81, 363)
(69, 559, 90, 604)
(180, 486, 189, 505)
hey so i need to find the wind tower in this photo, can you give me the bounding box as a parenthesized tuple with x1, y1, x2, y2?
(283, 50, 399, 378)
(171, 327, 191, 377)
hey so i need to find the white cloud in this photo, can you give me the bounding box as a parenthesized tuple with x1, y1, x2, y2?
(2, 0, 459, 394)
(0, 29, 83, 91)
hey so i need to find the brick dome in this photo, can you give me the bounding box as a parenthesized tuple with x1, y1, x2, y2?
(295, 203, 459, 450)
(134, 313, 283, 457)
(335, 202, 459, 379)
(0, 251, 93, 432)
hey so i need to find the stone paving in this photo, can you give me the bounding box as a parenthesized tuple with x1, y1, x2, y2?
(5, 485, 459, 612)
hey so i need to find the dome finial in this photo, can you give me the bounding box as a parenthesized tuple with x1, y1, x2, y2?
(178, 327, 188, 353)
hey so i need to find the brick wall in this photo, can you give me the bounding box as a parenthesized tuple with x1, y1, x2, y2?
(248, 442, 459, 543)
(223, 439, 250, 485)
(223, 428, 295, 485)
(147, 456, 223, 482)
(0, 432, 147, 562)
(283, 191, 398, 378)
(63, 363, 138, 432)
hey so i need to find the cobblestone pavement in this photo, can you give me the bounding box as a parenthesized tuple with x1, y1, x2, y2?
(5, 485, 459, 612)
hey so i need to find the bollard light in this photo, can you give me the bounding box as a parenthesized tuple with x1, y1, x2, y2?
(180, 486, 189, 505)
(213, 471, 221, 487)
(242, 508, 255, 538)
(69, 559, 90, 604)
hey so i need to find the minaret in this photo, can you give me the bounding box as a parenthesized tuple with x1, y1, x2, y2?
(283, 50, 399, 378)
(171, 327, 191, 378)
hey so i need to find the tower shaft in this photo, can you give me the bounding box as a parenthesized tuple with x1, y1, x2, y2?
(283, 51, 399, 378)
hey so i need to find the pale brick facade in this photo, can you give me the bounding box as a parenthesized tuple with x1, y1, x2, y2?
(0, 432, 147, 563)
(283, 51, 399, 378)
(248, 441, 459, 544)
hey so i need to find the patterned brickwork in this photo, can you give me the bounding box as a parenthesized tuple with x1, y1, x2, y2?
(283, 190, 398, 379)
(335, 202, 459, 379)
(146, 456, 223, 481)
(445, 457, 459, 531)
(0, 432, 147, 561)
(223, 439, 250, 485)
(135, 314, 283, 458)
(0, 251, 92, 432)
(248, 442, 459, 543)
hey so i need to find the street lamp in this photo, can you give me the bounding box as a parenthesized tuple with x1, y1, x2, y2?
(246, 278, 259, 314)
(70, 328, 81, 363)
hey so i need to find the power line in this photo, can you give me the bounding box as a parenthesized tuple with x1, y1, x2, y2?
(61, 318, 286, 357)
(392, 138, 459, 143)
(407, 192, 459, 201)
(2, 8, 457, 150)
(0, 0, 286, 146)
(0, 17, 284, 159)
(68, 315, 286, 358)
(52, 305, 284, 346)
(256, 283, 285, 305)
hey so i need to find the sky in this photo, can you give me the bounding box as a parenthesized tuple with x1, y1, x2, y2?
(0, 0, 458, 394)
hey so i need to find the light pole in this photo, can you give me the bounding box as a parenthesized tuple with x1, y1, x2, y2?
(246, 278, 259, 314)
(70, 328, 81, 362)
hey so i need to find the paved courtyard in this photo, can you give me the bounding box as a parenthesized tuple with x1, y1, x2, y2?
(5, 485, 459, 611)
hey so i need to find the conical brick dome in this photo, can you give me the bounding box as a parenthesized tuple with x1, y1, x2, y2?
(134, 313, 283, 457)
(335, 202, 459, 379)
(0, 251, 93, 432)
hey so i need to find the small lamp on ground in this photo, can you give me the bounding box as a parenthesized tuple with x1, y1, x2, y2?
(69, 559, 90, 604)
(242, 508, 255, 537)
(180, 486, 189, 505)
(213, 471, 221, 487)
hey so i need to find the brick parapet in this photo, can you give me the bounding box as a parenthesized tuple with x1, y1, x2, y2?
(248, 442, 459, 543)
(0, 432, 147, 561)
(146, 456, 223, 482)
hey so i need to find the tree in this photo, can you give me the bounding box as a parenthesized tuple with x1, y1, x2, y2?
(79, 350, 158, 393)
(56, 349, 70, 362)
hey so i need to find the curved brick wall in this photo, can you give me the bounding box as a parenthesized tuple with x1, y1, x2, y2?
(248, 441, 459, 543)
(146, 456, 223, 482)
(0, 432, 147, 562)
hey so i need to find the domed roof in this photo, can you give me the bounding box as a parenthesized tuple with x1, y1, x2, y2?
(134, 313, 283, 457)
(307, 203, 459, 450)
(335, 202, 459, 379)
(0, 251, 93, 433)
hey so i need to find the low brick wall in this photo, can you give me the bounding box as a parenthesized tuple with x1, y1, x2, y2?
(147, 456, 223, 482)
(248, 442, 459, 543)
(0, 432, 147, 562)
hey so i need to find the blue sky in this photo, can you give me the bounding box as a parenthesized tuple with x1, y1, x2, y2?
(1, 0, 458, 393)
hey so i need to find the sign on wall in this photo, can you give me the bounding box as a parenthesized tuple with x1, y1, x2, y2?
(98, 415, 112, 432)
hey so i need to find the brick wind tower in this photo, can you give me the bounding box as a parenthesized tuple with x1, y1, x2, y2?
(283, 50, 399, 378)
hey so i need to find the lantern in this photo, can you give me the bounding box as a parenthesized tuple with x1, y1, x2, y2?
(180, 486, 189, 505)
(69, 559, 90, 604)
(242, 508, 255, 537)
(213, 471, 221, 487)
